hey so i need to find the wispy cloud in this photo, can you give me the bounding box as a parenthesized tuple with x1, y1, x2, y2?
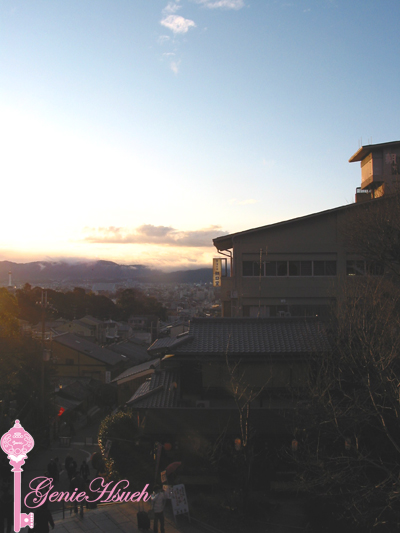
(163, 1, 182, 14)
(195, 0, 245, 9)
(83, 224, 227, 247)
(161, 14, 196, 34)
(170, 60, 181, 74)
(158, 35, 171, 45)
(229, 198, 258, 205)
(262, 158, 276, 170)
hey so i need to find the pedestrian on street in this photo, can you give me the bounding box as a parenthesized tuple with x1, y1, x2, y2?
(64, 455, 73, 472)
(53, 458, 60, 482)
(67, 459, 77, 482)
(70, 473, 85, 516)
(33, 503, 54, 533)
(0, 487, 13, 533)
(151, 485, 168, 533)
(80, 460, 90, 481)
(47, 459, 57, 483)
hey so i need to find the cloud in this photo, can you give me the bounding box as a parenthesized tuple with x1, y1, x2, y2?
(262, 158, 276, 170)
(158, 35, 171, 45)
(163, 1, 181, 14)
(196, 0, 245, 9)
(83, 224, 227, 247)
(161, 14, 196, 34)
(170, 60, 181, 74)
(229, 198, 258, 205)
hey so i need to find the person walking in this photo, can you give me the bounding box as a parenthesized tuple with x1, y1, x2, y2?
(80, 459, 90, 481)
(0, 488, 13, 533)
(33, 503, 54, 533)
(70, 472, 85, 516)
(151, 485, 168, 533)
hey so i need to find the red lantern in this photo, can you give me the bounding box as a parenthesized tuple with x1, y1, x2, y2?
(163, 442, 172, 451)
(291, 439, 298, 452)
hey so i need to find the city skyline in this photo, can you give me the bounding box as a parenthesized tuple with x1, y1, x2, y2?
(1, 0, 399, 270)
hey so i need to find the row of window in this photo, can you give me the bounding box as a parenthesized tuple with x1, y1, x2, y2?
(243, 260, 384, 277)
(242, 304, 331, 318)
(243, 260, 337, 277)
(346, 260, 384, 276)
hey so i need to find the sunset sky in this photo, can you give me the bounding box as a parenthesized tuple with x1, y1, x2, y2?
(1, 0, 399, 271)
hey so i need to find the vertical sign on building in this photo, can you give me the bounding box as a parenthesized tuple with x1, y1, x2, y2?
(213, 258, 222, 287)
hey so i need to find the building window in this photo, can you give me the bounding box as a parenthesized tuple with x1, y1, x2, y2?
(346, 260, 364, 276)
(314, 261, 337, 276)
(243, 261, 264, 276)
(277, 261, 287, 276)
(288, 261, 300, 276)
(300, 261, 312, 276)
(347, 260, 384, 276)
(265, 261, 277, 276)
(366, 261, 384, 275)
(243, 259, 336, 276)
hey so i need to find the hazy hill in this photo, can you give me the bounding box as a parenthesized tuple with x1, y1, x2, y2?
(0, 260, 212, 285)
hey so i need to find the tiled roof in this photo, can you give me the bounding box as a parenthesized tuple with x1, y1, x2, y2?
(148, 335, 192, 354)
(108, 339, 150, 364)
(126, 369, 178, 408)
(112, 358, 160, 383)
(149, 318, 329, 357)
(52, 333, 124, 365)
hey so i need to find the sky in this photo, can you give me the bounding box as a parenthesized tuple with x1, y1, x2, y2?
(0, 0, 399, 271)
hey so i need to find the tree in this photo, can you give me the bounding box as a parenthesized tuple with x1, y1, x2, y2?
(0, 288, 19, 337)
(98, 411, 153, 485)
(0, 288, 53, 437)
(294, 275, 400, 530)
(115, 288, 167, 321)
(340, 193, 400, 278)
(290, 195, 400, 530)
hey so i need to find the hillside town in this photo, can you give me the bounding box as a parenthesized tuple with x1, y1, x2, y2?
(1, 141, 400, 532)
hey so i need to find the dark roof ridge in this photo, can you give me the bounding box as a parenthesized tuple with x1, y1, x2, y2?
(213, 198, 388, 250)
(190, 316, 322, 323)
(349, 140, 400, 162)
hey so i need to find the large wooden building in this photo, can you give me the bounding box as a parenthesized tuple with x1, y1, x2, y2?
(213, 141, 400, 318)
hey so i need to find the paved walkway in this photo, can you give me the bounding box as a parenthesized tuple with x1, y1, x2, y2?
(19, 421, 307, 533)
(51, 501, 194, 533)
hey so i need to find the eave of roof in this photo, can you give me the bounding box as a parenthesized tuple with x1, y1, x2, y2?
(126, 369, 178, 409)
(148, 333, 192, 354)
(112, 358, 160, 383)
(349, 140, 400, 163)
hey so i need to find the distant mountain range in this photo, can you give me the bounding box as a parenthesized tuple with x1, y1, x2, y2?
(0, 260, 213, 285)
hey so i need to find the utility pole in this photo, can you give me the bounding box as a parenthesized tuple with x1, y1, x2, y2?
(41, 289, 47, 420)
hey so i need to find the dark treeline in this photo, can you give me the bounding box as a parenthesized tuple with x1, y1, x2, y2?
(16, 285, 167, 324)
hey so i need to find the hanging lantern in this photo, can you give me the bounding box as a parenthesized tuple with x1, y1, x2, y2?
(234, 438, 241, 451)
(291, 439, 298, 452)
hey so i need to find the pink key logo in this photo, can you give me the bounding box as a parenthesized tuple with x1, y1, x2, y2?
(1, 420, 35, 532)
